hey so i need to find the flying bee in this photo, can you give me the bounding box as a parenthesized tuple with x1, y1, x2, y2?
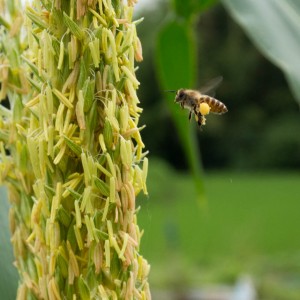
(169, 77, 228, 128)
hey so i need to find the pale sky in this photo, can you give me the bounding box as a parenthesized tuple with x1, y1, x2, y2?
(21, 0, 159, 10)
(135, 0, 159, 11)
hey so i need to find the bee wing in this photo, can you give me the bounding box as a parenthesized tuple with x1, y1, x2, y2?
(199, 76, 223, 96)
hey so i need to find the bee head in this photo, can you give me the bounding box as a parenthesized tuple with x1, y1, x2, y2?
(175, 89, 186, 103)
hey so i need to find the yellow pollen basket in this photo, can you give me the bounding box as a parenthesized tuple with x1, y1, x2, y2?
(199, 102, 210, 115)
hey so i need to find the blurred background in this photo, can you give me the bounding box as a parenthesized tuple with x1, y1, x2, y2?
(134, 0, 300, 299)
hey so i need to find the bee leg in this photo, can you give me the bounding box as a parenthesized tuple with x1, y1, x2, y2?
(193, 105, 198, 114)
(180, 102, 184, 109)
(196, 113, 203, 129)
(188, 111, 192, 121)
(197, 118, 202, 127)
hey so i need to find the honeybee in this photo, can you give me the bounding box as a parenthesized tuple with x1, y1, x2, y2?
(171, 77, 228, 128)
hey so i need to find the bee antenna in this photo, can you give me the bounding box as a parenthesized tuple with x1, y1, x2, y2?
(165, 90, 177, 93)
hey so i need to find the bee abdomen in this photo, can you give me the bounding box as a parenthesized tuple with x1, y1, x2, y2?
(200, 96, 228, 114)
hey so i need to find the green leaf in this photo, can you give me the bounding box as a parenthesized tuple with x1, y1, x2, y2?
(221, 0, 300, 104)
(171, 0, 196, 19)
(172, 0, 218, 19)
(197, 0, 219, 12)
(155, 19, 206, 202)
(0, 187, 18, 299)
(156, 19, 196, 92)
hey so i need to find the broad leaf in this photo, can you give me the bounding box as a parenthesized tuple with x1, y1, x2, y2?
(172, 0, 218, 19)
(156, 20, 196, 89)
(221, 0, 300, 104)
(155, 19, 206, 201)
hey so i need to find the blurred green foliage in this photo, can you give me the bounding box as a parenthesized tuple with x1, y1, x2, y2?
(136, 1, 300, 298)
(138, 159, 300, 298)
(172, 0, 218, 19)
(140, 160, 300, 262)
(136, 1, 300, 171)
(149, 0, 221, 201)
(222, 0, 300, 104)
(155, 18, 206, 200)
